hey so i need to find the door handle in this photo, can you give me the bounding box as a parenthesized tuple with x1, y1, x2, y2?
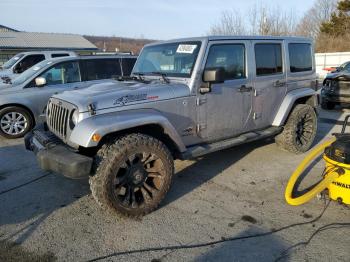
(274, 80, 286, 87)
(238, 85, 253, 92)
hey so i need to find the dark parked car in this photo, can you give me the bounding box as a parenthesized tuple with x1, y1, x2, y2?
(321, 72, 350, 109)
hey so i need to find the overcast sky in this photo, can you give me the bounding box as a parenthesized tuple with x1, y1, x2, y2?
(1, 0, 315, 39)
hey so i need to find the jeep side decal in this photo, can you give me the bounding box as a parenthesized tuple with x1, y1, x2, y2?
(113, 94, 147, 106)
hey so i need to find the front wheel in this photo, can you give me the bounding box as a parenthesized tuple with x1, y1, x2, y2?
(275, 104, 317, 154)
(89, 133, 174, 217)
(0, 106, 34, 139)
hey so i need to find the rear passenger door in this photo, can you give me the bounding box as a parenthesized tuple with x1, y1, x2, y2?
(252, 41, 287, 129)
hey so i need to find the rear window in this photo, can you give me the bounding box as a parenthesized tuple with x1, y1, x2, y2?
(255, 43, 282, 76)
(80, 59, 122, 81)
(51, 53, 70, 58)
(289, 43, 312, 73)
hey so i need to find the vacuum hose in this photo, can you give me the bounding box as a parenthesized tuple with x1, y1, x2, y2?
(285, 138, 341, 206)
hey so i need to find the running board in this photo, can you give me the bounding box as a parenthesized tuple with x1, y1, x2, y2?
(182, 126, 282, 159)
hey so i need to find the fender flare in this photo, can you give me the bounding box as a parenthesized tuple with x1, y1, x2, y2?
(69, 109, 187, 152)
(272, 88, 317, 127)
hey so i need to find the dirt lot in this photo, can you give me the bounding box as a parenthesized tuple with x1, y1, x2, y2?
(0, 108, 349, 262)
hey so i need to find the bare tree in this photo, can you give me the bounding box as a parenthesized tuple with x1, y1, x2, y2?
(209, 10, 246, 35)
(210, 4, 298, 36)
(296, 0, 338, 39)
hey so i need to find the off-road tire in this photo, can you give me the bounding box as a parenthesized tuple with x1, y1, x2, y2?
(0, 106, 34, 139)
(89, 133, 174, 218)
(321, 100, 335, 110)
(275, 104, 317, 154)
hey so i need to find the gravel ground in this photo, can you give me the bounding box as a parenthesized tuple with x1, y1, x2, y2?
(0, 108, 349, 262)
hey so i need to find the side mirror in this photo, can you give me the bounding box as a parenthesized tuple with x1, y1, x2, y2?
(35, 77, 46, 87)
(13, 67, 20, 74)
(203, 67, 225, 83)
(13, 62, 24, 74)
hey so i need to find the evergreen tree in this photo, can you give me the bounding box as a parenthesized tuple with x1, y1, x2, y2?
(320, 0, 350, 36)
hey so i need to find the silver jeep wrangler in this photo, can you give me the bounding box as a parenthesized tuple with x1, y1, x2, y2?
(26, 36, 319, 217)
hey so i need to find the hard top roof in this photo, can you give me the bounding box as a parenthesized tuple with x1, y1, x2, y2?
(146, 35, 312, 46)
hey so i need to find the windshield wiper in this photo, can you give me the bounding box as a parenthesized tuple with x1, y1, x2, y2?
(117, 72, 150, 84)
(150, 72, 170, 83)
(132, 72, 146, 81)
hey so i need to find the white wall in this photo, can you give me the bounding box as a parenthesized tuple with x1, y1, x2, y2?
(315, 52, 350, 79)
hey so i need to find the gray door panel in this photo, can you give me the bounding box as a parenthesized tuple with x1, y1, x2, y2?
(252, 40, 287, 128)
(203, 79, 252, 141)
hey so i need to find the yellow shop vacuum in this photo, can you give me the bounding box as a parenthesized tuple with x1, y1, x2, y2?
(285, 115, 350, 206)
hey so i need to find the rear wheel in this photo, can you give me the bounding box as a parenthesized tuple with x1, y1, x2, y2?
(0, 106, 34, 139)
(89, 133, 174, 217)
(275, 104, 317, 154)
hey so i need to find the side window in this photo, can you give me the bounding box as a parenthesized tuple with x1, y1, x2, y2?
(289, 43, 312, 73)
(255, 44, 282, 76)
(39, 61, 80, 86)
(205, 44, 246, 80)
(15, 54, 45, 73)
(121, 58, 137, 76)
(51, 53, 69, 58)
(81, 59, 122, 81)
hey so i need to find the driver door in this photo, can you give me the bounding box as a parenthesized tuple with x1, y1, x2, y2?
(198, 41, 253, 142)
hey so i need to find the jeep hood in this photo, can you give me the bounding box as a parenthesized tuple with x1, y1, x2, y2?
(54, 80, 190, 112)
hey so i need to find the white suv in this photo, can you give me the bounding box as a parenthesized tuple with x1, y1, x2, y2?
(0, 51, 77, 81)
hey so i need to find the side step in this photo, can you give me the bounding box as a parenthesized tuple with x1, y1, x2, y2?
(182, 126, 282, 159)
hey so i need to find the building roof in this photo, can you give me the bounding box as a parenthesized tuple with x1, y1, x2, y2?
(0, 24, 19, 32)
(0, 32, 98, 50)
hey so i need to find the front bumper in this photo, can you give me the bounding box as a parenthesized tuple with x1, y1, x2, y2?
(25, 128, 93, 179)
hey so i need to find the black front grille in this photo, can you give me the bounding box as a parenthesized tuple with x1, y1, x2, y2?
(47, 99, 71, 139)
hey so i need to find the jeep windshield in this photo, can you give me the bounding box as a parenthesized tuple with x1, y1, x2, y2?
(2, 54, 25, 69)
(12, 60, 54, 86)
(133, 41, 201, 78)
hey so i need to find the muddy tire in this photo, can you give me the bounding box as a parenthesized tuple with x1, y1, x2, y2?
(89, 133, 174, 218)
(275, 104, 317, 154)
(321, 100, 335, 110)
(0, 106, 34, 139)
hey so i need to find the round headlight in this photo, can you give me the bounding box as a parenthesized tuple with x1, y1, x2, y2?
(69, 109, 79, 129)
(72, 109, 79, 125)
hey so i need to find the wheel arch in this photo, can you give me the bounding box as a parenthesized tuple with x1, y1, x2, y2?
(70, 109, 187, 158)
(272, 88, 318, 127)
(97, 124, 183, 159)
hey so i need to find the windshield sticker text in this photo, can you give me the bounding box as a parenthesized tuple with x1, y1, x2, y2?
(176, 44, 197, 54)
